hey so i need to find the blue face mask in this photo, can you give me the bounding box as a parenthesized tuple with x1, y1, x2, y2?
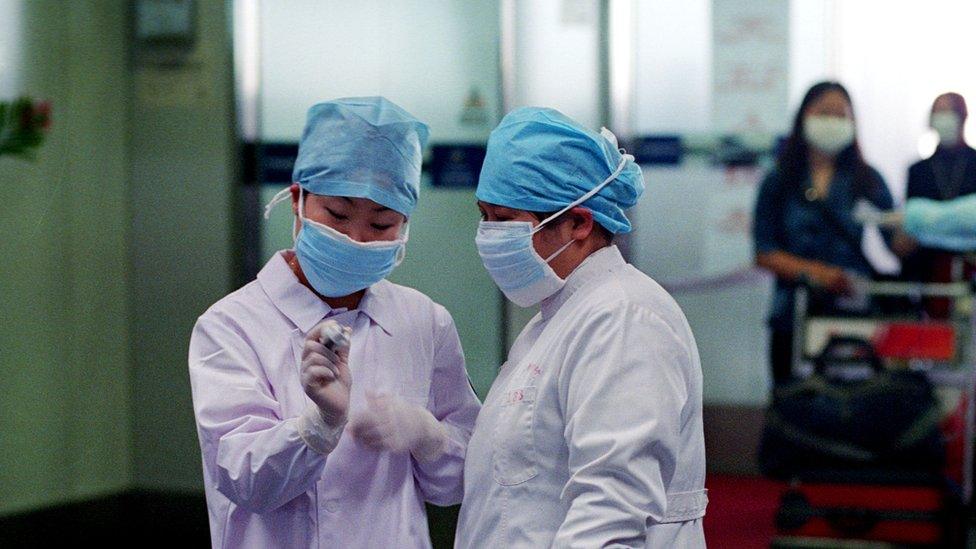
(475, 221, 574, 307)
(475, 147, 632, 307)
(267, 188, 408, 297)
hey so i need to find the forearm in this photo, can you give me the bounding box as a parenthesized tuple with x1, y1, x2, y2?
(756, 250, 833, 283)
(212, 406, 340, 513)
(411, 420, 471, 505)
(553, 488, 653, 548)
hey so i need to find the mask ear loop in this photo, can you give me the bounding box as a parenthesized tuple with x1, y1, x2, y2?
(294, 187, 306, 241)
(543, 238, 575, 263)
(530, 150, 634, 235)
(530, 139, 633, 263)
(264, 186, 293, 220)
(263, 185, 302, 242)
(393, 223, 410, 266)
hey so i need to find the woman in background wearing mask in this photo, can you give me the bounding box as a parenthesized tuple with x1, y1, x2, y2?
(752, 81, 896, 387)
(898, 93, 975, 311)
(188, 97, 480, 548)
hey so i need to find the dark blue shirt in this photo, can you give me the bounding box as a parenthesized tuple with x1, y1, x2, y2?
(753, 166, 894, 329)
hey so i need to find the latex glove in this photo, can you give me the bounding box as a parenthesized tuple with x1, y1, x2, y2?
(301, 320, 352, 427)
(350, 392, 448, 463)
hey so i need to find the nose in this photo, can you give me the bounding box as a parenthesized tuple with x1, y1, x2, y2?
(344, 226, 370, 243)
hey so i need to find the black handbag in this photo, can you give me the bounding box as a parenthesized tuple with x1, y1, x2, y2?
(759, 336, 946, 480)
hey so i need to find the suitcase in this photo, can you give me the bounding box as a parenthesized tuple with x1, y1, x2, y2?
(774, 472, 963, 547)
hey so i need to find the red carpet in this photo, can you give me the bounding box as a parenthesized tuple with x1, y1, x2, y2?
(704, 475, 787, 548)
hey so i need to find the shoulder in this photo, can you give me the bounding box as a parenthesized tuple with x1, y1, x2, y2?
(189, 281, 283, 364)
(574, 267, 693, 347)
(908, 156, 929, 174)
(867, 165, 886, 183)
(759, 167, 786, 192)
(855, 164, 892, 201)
(192, 280, 285, 346)
(756, 167, 796, 208)
(961, 146, 976, 165)
(198, 280, 274, 325)
(906, 157, 933, 196)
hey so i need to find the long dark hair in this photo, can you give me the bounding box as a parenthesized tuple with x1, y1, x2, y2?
(777, 81, 877, 197)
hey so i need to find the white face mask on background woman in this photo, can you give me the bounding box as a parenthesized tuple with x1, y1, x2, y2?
(804, 115, 855, 155)
(930, 111, 962, 147)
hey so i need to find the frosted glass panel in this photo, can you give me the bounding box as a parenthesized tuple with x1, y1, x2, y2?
(0, 0, 23, 98)
(632, 0, 711, 134)
(511, 0, 601, 128)
(258, 0, 500, 143)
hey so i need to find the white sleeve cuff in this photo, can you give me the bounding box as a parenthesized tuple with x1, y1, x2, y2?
(297, 403, 346, 455)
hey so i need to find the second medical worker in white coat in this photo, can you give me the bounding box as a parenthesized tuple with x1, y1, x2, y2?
(456, 107, 708, 548)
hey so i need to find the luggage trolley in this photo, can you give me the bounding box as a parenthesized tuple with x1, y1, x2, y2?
(779, 280, 976, 547)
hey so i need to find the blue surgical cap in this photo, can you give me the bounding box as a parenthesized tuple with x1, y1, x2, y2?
(292, 97, 430, 217)
(476, 107, 645, 234)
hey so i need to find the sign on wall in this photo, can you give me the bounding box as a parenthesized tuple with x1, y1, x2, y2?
(712, 0, 790, 136)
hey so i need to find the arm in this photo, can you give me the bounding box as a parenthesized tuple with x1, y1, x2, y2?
(553, 304, 692, 548)
(411, 307, 482, 505)
(894, 165, 925, 261)
(864, 167, 898, 250)
(188, 315, 340, 514)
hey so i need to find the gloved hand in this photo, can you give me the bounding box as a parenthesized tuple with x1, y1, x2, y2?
(301, 320, 352, 427)
(350, 392, 448, 463)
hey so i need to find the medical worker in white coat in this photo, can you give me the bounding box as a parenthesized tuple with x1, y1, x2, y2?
(188, 97, 480, 548)
(455, 107, 708, 548)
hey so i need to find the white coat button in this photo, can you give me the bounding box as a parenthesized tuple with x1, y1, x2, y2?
(324, 500, 339, 513)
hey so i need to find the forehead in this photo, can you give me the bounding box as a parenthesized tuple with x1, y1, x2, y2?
(807, 90, 851, 114)
(312, 193, 396, 214)
(933, 96, 956, 112)
(477, 200, 530, 215)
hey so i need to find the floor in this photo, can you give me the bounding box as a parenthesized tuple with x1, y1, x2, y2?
(705, 475, 786, 548)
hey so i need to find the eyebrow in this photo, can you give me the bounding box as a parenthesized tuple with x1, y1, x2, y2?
(339, 196, 390, 212)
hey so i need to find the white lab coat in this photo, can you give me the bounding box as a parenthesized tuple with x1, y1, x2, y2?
(456, 246, 708, 548)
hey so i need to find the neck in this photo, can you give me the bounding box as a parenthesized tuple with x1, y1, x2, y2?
(551, 240, 611, 279)
(808, 148, 835, 170)
(284, 251, 365, 310)
(939, 138, 967, 152)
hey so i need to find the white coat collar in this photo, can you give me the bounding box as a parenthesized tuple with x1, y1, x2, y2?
(540, 245, 626, 320)
(258, 251, 396, 334)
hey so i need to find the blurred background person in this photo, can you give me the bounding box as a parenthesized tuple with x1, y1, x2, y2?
(898, 93, 976, 316)
(752, 81, 897, 387)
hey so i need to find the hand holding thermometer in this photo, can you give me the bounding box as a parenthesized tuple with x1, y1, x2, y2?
(318, 321, 352, 354)
(300, 320, 353, 426)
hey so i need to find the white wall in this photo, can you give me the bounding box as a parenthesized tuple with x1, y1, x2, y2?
(830, 0, 976, 199)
